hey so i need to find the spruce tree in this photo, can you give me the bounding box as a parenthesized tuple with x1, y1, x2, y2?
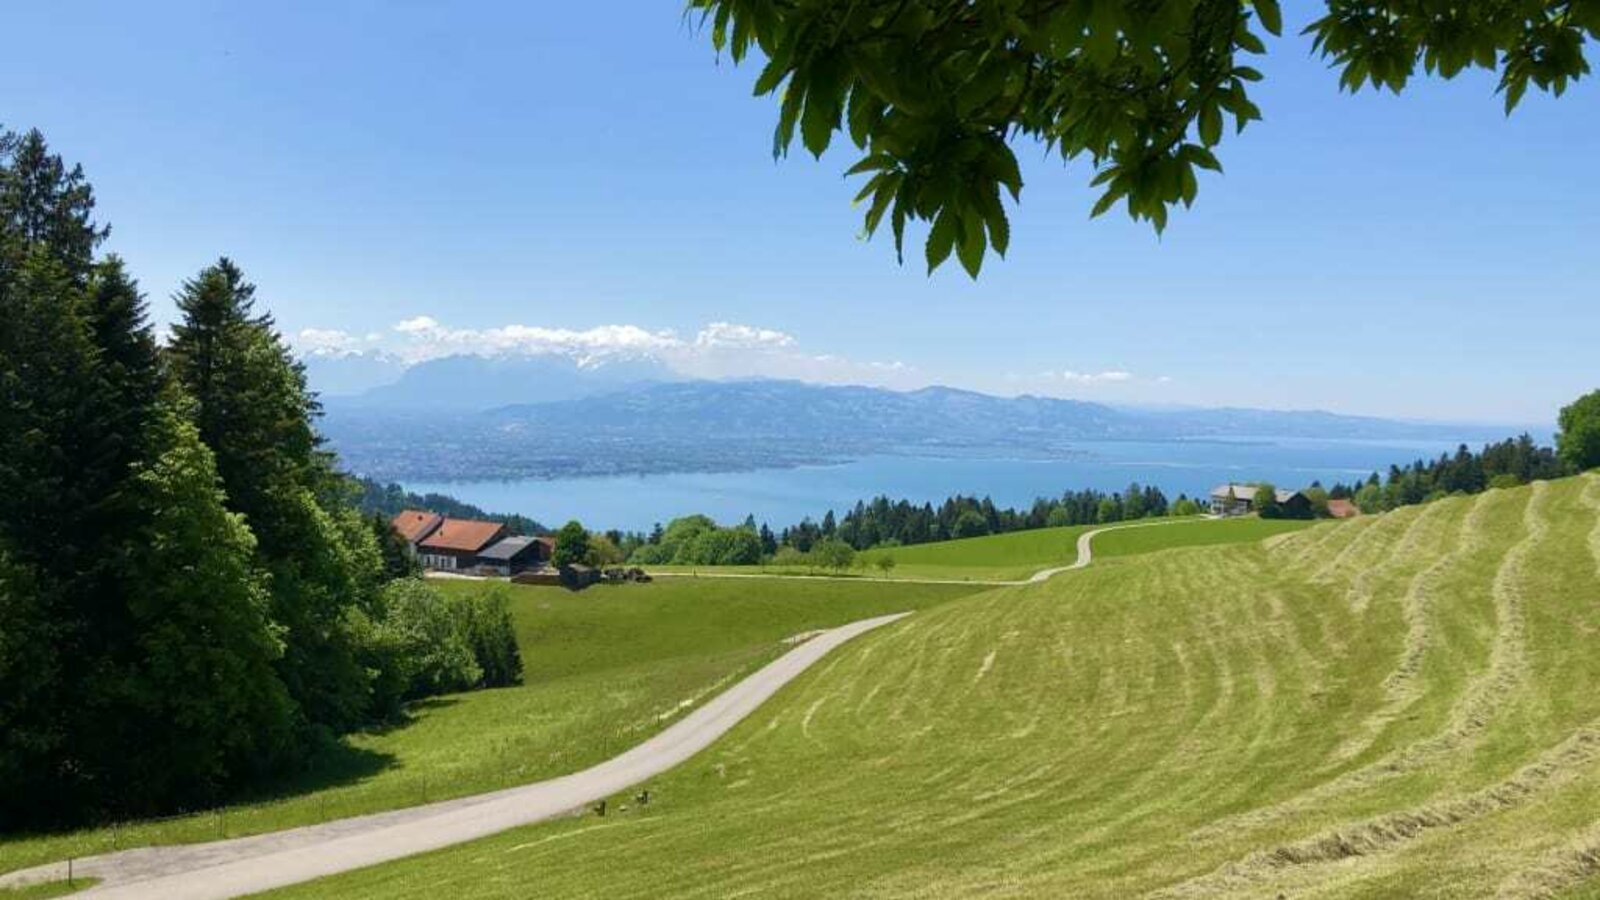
(169, 258, 380, 733)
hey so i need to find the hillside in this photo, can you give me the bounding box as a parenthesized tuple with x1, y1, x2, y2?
(274, 474, 1600, 898)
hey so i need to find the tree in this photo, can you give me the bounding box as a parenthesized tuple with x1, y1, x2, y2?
(1354, 481, 1385, 514)
(692, 1, 1595, 275)
(1557, 390, 1600, 472)
(1254, 483, 1282, 519)
(168, 258, 381, 734)
(1096, 497, 1121, 524)
(953, 509, 990, 538)
(1171, 497, 1201, 517)
(812, 537, 856, 572)
(589, 532, 626, 566)
(118, 404, 297, 809)
(553, 520, 593, 568)
(1303, 484, 1331, 518)
(370, 511, 422, 579)
(874, 552, 898, 579)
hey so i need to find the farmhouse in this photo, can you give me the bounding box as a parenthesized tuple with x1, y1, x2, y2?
(396, 512, 507, 571)
(390, 509, 555, 574)
(391, 509, 444, 546)
(1208, 484, 1311, 518)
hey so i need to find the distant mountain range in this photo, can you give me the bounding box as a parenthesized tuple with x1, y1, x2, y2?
(311, 355, 1517, 482)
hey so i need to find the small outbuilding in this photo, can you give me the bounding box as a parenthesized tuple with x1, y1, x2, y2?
(1326, 498, 1360, 519)
(476, 535, 552, 576)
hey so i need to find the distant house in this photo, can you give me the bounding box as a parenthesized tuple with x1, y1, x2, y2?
(476, 535, 553, 576)
(391, 509, 444, 550)
(1208, 484, 1311, 518)
(1326, 498, 1360, 519)
(415, 518, 507, 571)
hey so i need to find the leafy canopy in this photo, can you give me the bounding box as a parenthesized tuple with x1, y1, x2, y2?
(1556, 389, 1600, 471)
(691, 0, 1597, 276)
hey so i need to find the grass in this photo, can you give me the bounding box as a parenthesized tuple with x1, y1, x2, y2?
(0, 880, 95, 898)
(1091, 515, 1312, 558)
(270, 474, 1600, 898)
(649, 516, 1309, 583)
(0, 578, 985, 877)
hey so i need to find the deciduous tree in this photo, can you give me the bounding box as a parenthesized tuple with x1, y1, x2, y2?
(1557, 389, 1600, 471)
(693, 1, 1596, 275)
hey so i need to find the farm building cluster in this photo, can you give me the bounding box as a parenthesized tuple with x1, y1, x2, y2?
(391, 510, 553, 575)
(1207, 484, 1360, 519)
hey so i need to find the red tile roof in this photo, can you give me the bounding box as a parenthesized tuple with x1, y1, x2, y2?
(392, 510, 443, 544)
(419, 518, 507, 553)
(1326, 499, 1360, 519)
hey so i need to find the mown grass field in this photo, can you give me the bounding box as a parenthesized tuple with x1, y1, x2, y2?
(646, 521, 1097, 581)
(649, 516, 1309, 582)
(0, 579, 984, 876)
(272, 475, 1600, 898)
(1091, 516, 1312, 559)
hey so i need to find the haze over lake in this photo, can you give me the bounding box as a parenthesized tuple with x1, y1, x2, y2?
(403, 437, 1473, 532)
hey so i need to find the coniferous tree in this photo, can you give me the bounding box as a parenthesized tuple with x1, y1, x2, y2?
(168, 258, 381, 734)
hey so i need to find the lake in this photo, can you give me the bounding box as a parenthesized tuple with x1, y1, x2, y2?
(402, 437, 1467, 533)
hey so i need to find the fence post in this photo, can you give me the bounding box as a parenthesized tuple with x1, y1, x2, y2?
(67, 857, 73, 887)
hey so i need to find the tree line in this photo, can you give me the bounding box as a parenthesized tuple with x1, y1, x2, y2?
(1322, 433, 1583, 515)
(352, 477, 548, 538)
(618, 484, 1198, 567)
(0, 128, 521, 829)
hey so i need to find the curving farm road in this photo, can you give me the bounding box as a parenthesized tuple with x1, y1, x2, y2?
(1, 614, 909, 899)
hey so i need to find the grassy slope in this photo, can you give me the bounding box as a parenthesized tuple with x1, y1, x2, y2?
(651, 517, 1306, 583)
(274, 475, 1600, 898)
(1091, 516, 1312, 559)
(0, 579, 983, 876)
(648, 523, 1096, 582)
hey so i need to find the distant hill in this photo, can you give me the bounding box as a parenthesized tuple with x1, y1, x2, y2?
(321, 377, 1515, 482)
(331, 353, 677, 410)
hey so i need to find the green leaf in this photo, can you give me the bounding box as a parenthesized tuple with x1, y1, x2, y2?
(1198, 103, 1222, 147)
(1090, 188, 1121, 219)
(1254, 0, 1283, 37)
(863, 173, 901, 235)
(925, 208, 959, 274)
(753, 57, 790, 96)
(800, 90, 837, 158)
(972, 184, 1009, 257)
(774, 85, 803, 157)
(844, 153, 892, 177)
(956, 211, 987, 278)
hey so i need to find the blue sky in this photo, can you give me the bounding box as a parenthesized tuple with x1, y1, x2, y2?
(3, 1, 1595, 424)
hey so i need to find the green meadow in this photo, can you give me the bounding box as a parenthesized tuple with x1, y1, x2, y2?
(649, 515, 1309, 582)
(0, 579, 983, 876)
(272, 475, 1600, 898)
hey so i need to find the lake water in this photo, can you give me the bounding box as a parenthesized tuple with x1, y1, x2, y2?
(403, 437, 1466, 533)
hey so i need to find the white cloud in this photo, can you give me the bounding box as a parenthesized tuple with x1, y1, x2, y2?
(295, 328, 370, 357)
(694, 322, 797, 350)
(1052, 370, 1134, 385)
(304, 315, 919, 389)
(384, 318, 681, 365)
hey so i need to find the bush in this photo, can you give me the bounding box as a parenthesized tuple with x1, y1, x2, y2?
(770, 546, 808, 568)
(356, 580, 524, 717)
(456, 585, 523, 688)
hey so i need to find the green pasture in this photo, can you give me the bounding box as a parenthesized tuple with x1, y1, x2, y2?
(0, 579, 983, 876)
(275, 476, 1600, 898)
